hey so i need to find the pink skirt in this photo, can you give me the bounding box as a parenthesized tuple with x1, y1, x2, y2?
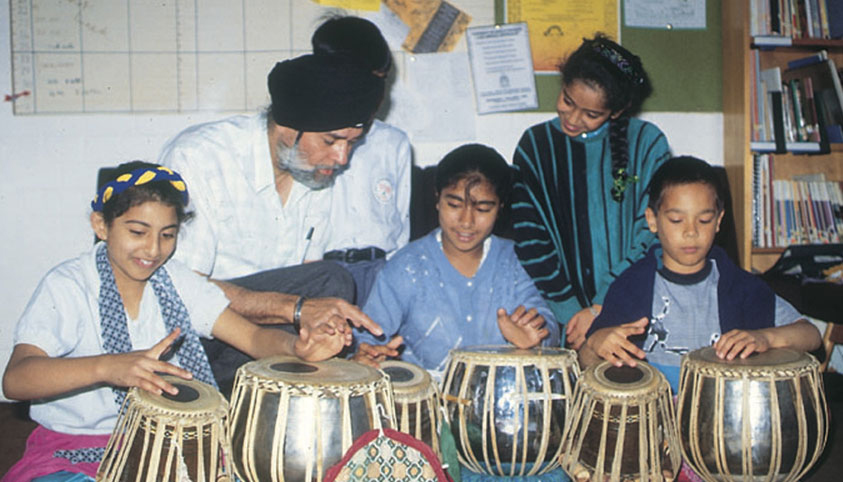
(1, 425, 109, 481)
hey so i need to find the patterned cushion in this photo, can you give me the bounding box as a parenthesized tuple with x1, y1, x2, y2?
(324, 428, 452, 482)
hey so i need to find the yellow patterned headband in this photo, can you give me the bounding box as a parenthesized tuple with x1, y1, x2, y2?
(91, 166, 188, 212)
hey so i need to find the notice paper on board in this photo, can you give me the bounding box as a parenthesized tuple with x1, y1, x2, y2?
(466, 23, 538, 115)
(624, 0, 706, 30)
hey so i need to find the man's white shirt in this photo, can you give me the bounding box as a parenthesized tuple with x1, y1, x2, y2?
(160, 113, 332, 280)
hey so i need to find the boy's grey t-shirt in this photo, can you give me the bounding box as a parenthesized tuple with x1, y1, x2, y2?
(643, 259, 802, 392)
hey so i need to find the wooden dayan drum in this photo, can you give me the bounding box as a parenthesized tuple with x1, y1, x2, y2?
(97, 376, 232, 482)
(380, 360, 442, 455)
(229, 356, 395, 482)
(441, 346, 580, 477)
(560, 361, 681, 482)
(677, 347, 828, 482)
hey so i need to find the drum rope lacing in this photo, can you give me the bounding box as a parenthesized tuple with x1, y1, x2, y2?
(442, 348, 580, 477)
(677, 350, 829, 482)
(228, 362, 396, 482)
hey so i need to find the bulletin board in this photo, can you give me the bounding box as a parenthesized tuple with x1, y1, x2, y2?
(9, 0, 720, 116)
(496, 0, 723, 113)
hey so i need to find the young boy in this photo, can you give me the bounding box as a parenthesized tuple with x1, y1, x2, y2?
(580, 156, 821, 391)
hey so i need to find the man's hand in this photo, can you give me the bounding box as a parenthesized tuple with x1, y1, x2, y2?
(583, 317, 648, 367)
(714, 329, 771, 361)
(300, 297, 383, 343)
(352, 336, 404, 368)
(566, 304, 601, 350)
(104, 328, 194, 396)
(497, 306, 549, 349)
(209, 280, 382, 340)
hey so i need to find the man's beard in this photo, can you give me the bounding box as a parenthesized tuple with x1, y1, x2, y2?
(275, 141, 344, 190)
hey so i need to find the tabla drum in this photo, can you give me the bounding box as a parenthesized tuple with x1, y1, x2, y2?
(677, 347, 828, 482)
(441, 345, 579, 477)
(97, 376, 232, 482)
(380, 360, 441, 456)
(560, 361, 681, 482)
(229, 356, 395, 482)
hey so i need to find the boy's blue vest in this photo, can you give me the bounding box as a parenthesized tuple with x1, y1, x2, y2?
(588, 244, 776, 346)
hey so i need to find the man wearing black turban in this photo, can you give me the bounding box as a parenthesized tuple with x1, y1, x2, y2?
(159, 53, 385, 397)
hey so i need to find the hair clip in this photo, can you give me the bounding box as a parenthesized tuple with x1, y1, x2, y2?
(610, 168, 639, 202)
(591, 42, 645, 85)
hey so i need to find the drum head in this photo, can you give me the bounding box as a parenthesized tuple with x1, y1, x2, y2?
(133, 375, 225, 414)
(582, 361, 667, 401)
(380, 360, 438, 401)
(685, 346, 815, 373)
(380, 360, 428, 388)
(239, 355, 383, 387)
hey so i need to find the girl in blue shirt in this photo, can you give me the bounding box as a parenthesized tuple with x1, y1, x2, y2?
(352, 144, 560, 373)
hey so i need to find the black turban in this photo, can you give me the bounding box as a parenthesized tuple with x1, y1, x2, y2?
(268, 54, 385, 132)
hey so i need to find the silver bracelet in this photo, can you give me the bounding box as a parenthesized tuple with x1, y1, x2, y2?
(588, 305, 599, 316)
(293, 296, 306, 333)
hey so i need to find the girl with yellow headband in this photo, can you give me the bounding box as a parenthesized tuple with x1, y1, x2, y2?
(2, 161, 346, 481)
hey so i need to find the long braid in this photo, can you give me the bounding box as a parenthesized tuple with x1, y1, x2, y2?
(609, 115, 629, 174)
(609, 115, 637, 201)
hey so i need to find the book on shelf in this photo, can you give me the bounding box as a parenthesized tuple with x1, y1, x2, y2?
(782, 82, 798, 143)
(798, 0, 810, 38)
(753, 166, 843, 247)
(756, 67, 788, 152)
(752, 0, 835, 39)
(751, 51, 765, 142)
(818, 0, 831, 38)
(773, 179, 790, 246)
(752, 154, 775, 247)
(752, 66, 825, 152)
(765, 155, 774, 247)
(783, 58, 843, 145)
(829, 0, 843, 38)
(802, 76, 823, 142)
(751, 154, 766, 247)
(786, 50, 827, 70)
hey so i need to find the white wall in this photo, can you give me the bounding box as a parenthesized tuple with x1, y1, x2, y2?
(0, 1, 722, 400)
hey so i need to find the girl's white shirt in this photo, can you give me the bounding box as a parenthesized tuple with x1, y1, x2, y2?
(13, 242, 229, 435)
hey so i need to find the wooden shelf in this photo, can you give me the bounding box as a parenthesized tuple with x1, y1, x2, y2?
(791, 38, 843, 49)
(752, 247, 786, 254)
(722, 2, 843, 272)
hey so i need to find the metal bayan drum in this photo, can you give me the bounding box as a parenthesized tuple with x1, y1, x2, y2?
(560, 362, 681, 482)
(380, 360, 442, 455)
(97, 376, 232, 482)
(229, 356, 395, 482)
(441, 346, 580, 477)
(677, 347, 828, 482)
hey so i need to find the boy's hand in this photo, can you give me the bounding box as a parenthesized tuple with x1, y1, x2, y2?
(715, 329, 771, 360)
(294, 323, 349, 361)
(351, 336, 404, 368)
(566, 304, 602, 350)
(105, 328, 193, 396)
(584, 317, 648, 367)
(497, 306, 549, 349)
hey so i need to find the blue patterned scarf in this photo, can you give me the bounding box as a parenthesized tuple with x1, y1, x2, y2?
(95, 243, 217, 408)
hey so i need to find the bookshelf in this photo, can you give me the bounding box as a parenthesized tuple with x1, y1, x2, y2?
(723, 1, 843, 273)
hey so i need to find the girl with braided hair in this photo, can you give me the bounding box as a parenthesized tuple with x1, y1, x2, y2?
(511, 34, 671, 350)
(2, 161, 345, 481)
